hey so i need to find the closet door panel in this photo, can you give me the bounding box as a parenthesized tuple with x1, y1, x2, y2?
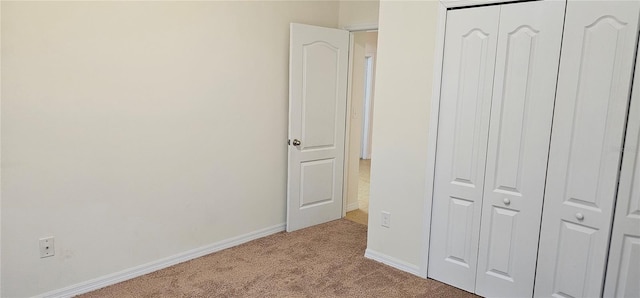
(428, 5, 500, 292)
(475, 1, 565, 297)
(604, 45, 640, 298)
(534, 1, 640, 297)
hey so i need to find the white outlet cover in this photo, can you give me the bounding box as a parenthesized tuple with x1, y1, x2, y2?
(381, 211, 391, 228)
(39, 237, 55, 258)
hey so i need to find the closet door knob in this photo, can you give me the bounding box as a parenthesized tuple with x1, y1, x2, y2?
(576, 213, 584, 221)
(503, 198, 511, 205)
(292, 139, 301, 146)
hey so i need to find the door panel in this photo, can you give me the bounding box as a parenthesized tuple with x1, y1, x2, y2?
(287, 23, 349, 232)
(604, 43, 640, 298)
(446, 197, 475, 267)
(534, 1, 640, 297)
(428, 5, 500, 292)
(301, 42, 340, 150)
(451, 28, 494, 187)
(484, 206, 518, 281)
(300, 159, 335, 208)
(554, 221, 599, 296)
(475, 1, 565, 297)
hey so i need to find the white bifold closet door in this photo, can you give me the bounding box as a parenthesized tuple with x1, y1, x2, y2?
(428, 5, 499, 292)
(604, 47, 640, 298)
(534, 1, 640, 297)
(428, 1, 564, 295)
(474, 1, 565, 297)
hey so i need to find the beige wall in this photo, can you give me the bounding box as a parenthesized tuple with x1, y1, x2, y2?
(0, 2, 339, 296)
(366, 0, 440, 275)
(339, 0, 380, 28)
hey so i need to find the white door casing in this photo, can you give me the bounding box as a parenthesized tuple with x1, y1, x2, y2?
(474, 1, 565, 297)
(287, 23, 349, 232)
(534, 1, 640, 297)
(603, 43, 640, 298)
(361, 56, 374, 160)
(428, 5, 500, 292)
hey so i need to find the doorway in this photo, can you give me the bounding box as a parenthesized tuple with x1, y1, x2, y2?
(344, 30, 378, 226)
(286, 24, 377, 232)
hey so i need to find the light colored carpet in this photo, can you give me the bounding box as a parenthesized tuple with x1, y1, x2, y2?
(345, 159, 371, 226)
(78, 219, 477, 298)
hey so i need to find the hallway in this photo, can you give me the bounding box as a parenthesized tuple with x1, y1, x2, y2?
(345, 159, 370, 225)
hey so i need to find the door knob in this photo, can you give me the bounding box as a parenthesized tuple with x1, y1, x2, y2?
(292, 139, 301, 146)
(503, 198, 511, 206)
(576, 213, 584, 221)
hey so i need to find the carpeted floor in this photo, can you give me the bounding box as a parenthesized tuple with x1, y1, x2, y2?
(79, 219, 477, 298)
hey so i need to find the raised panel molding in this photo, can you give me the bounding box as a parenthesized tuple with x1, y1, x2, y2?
(613, 236, 640, 297)
(564, 15, 629, 211)
(452, 29, 490, 187)
(301, 41, 339, 150)
(484, 207, 518, 281)
(300, 159, 335, 208)
(553, 221, 598, 298)
(493, 26, 538, 194)
(585, 16, 626, 32)
(445, 197, 474, 267)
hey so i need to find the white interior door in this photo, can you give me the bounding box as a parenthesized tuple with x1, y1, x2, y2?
(604, 45, 640, 298)
(428, 5, 499, 292)
(534, 1, 640, 297)
(474, 1, 565, 297)
(287, 23, 349, 232)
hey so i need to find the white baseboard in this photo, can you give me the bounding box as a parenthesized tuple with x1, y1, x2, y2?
(346, 202, 359, 212)
(364, 248, 424, 278)
(36, 223, 286, 298)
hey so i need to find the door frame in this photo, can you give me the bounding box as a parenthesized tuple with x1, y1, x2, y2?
(423, 0, 542, 277)
(361, 55, 375, 160)
(341, 24, 378, 217)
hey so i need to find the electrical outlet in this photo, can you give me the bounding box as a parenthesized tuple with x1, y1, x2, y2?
(381, 211, 391, 228)
(39, 237, 55, 258)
